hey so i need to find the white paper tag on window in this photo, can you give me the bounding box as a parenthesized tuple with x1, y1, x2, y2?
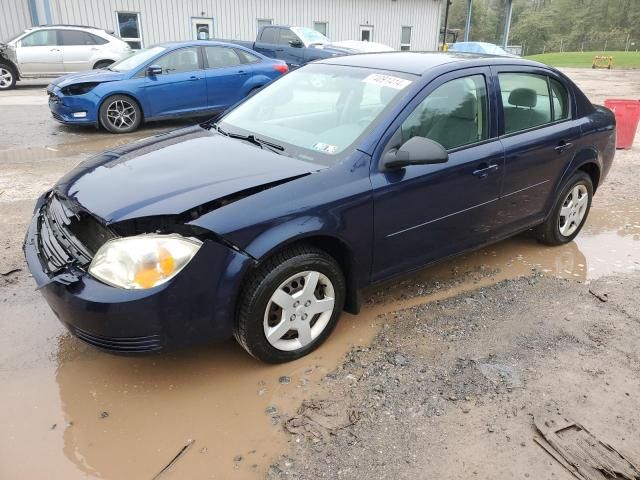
(312, 142, 338, 154)
(363, 73, 412, 90)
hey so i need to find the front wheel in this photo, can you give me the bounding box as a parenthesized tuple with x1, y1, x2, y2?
(535, 171, 593, 245)
(0, 63, 17, 90)
(234, 245, 345, 363)
(99, 95, 142, 133)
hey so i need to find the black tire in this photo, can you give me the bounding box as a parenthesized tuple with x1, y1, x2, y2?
(534, 171, 593, 246)
(99, 94, 142, 133)
(234, 245, 346, 363)
(0, 62, 17, 90)
(93, 60, 114, 70)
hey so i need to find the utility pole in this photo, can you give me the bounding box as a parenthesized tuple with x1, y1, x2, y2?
(464, 0, 473, 42)
(442, 0, 452, 50)
(502, 0, 513, 49)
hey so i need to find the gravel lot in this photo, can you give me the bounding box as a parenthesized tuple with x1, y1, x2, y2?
(0, 69, 638, 479)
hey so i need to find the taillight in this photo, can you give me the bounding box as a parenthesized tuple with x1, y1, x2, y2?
(273, 63, 289, 73)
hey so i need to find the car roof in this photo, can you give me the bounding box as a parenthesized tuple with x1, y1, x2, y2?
(316, 51, 544, 75)
(157, 40, 248, 48)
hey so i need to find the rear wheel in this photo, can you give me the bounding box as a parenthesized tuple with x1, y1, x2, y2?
(234, 245, 345, 363)
(535, 171, 593, 245)
(0, 63, 17, 90)
(99, 95, 142, 133)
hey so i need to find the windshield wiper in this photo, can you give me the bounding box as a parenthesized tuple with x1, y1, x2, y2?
(210, 123, 285, 154)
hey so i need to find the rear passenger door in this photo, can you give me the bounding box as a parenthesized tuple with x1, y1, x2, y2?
(203, 46, 251, 110)
(58, 30, 107, 72)
(492, 67, 579, 232)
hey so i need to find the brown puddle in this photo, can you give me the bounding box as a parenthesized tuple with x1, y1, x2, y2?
(2, 194, 639, 480)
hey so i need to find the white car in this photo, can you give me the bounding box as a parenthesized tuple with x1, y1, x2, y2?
(0, 25, 131, 90)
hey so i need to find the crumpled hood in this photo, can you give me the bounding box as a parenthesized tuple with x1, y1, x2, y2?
(53, 126, 325, 223)
(49, 69, 127, 89)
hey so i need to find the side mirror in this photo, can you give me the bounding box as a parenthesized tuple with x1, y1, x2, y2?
(147, 65, 162, 76)
(289, 40, 304, 48)
(383, 136, 448, 170)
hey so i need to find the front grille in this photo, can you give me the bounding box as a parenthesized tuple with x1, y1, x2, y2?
(36, 195, 115, 274)
(51, 112, 63, 121)
(72, 326, 163, 352)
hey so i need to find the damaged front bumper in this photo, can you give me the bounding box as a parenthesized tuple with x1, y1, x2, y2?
(23, 199, 254, 353)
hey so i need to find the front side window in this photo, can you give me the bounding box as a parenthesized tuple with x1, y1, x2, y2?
(400, 75, 488, 150)
(278, 29, 301, 46)
(117, 12, 143, 49)
(20, 30, 57, 47)
(550, 78, 570, 121)
(221, 64, 415, 164)
(205, 46, 241, 68)
(156, 47, 200, 74)
(499, 73, 552, 134)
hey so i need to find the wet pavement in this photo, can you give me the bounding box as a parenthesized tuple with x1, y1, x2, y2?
(0, 70, 639, 479)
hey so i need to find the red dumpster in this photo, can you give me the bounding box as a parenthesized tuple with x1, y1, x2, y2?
(603, 99, 640, 149)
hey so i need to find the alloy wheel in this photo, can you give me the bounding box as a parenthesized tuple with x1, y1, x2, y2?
(0, 67, 13, 89)
(263, 270, 336, 351)
(106, 99, 136, 131)
(558, 184, 589, 237)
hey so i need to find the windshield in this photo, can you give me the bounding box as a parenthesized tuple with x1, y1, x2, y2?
(220, 64, 415, 164)
(109, 46, 166, 72)
(292, 27, 329, 45)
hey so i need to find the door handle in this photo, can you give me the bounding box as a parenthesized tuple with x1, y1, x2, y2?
(50, 48, 60, 52)
(189, 75, 200, 81)
(237, 70, 246, 75)
(472, 163, 499, 179)
(554, 141, 573, 153)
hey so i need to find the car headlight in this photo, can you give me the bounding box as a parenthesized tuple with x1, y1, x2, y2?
(61, 82, 100, 96)
(88, 234, 202, 289)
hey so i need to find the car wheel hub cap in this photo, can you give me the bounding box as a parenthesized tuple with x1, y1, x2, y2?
(263, 271, 335, 351)
(106, 99, 135, 129)
(0, 68, 12, 88)
(558, 184, 588, 237)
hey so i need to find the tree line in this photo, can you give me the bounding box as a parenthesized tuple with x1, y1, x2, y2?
(445, 0, 640, 54)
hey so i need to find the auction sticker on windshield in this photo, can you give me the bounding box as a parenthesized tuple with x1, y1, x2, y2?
(312, 142, 339, 154)
(363, 73, 412, 90)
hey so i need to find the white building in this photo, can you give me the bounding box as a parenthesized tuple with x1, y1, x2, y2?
(1, 0, 444, 51)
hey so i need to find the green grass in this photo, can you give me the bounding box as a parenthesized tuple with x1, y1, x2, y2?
(525, 51, 640, 68)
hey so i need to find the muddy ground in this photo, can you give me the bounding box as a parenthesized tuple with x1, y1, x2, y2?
(0, 69, 639, 479)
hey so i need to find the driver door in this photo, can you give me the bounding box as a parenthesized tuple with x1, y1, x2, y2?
(143, 47, 207, 117)
(276, 28, 305, 68)
(370, 68, 504, 281)
(16, 29, 63, 75)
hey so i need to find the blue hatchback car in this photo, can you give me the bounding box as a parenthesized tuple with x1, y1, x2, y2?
(26, 52, 616, 362)
(46, 41, 288, 133)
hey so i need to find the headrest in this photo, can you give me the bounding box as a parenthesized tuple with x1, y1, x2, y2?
(508, 88, 537, 108)
(451, 94, 477, 120)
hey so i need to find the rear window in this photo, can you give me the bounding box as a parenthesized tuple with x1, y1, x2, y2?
(550, 78, 570, 121)
(260, 27, 278, 43)
(59, 30, 107, 46)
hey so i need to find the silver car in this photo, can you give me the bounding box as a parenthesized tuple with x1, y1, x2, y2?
(0, 25, 131, 90)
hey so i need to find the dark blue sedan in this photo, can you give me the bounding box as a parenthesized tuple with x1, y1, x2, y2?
(25, 52, 616, 362)
(46, 41, 288, 133)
